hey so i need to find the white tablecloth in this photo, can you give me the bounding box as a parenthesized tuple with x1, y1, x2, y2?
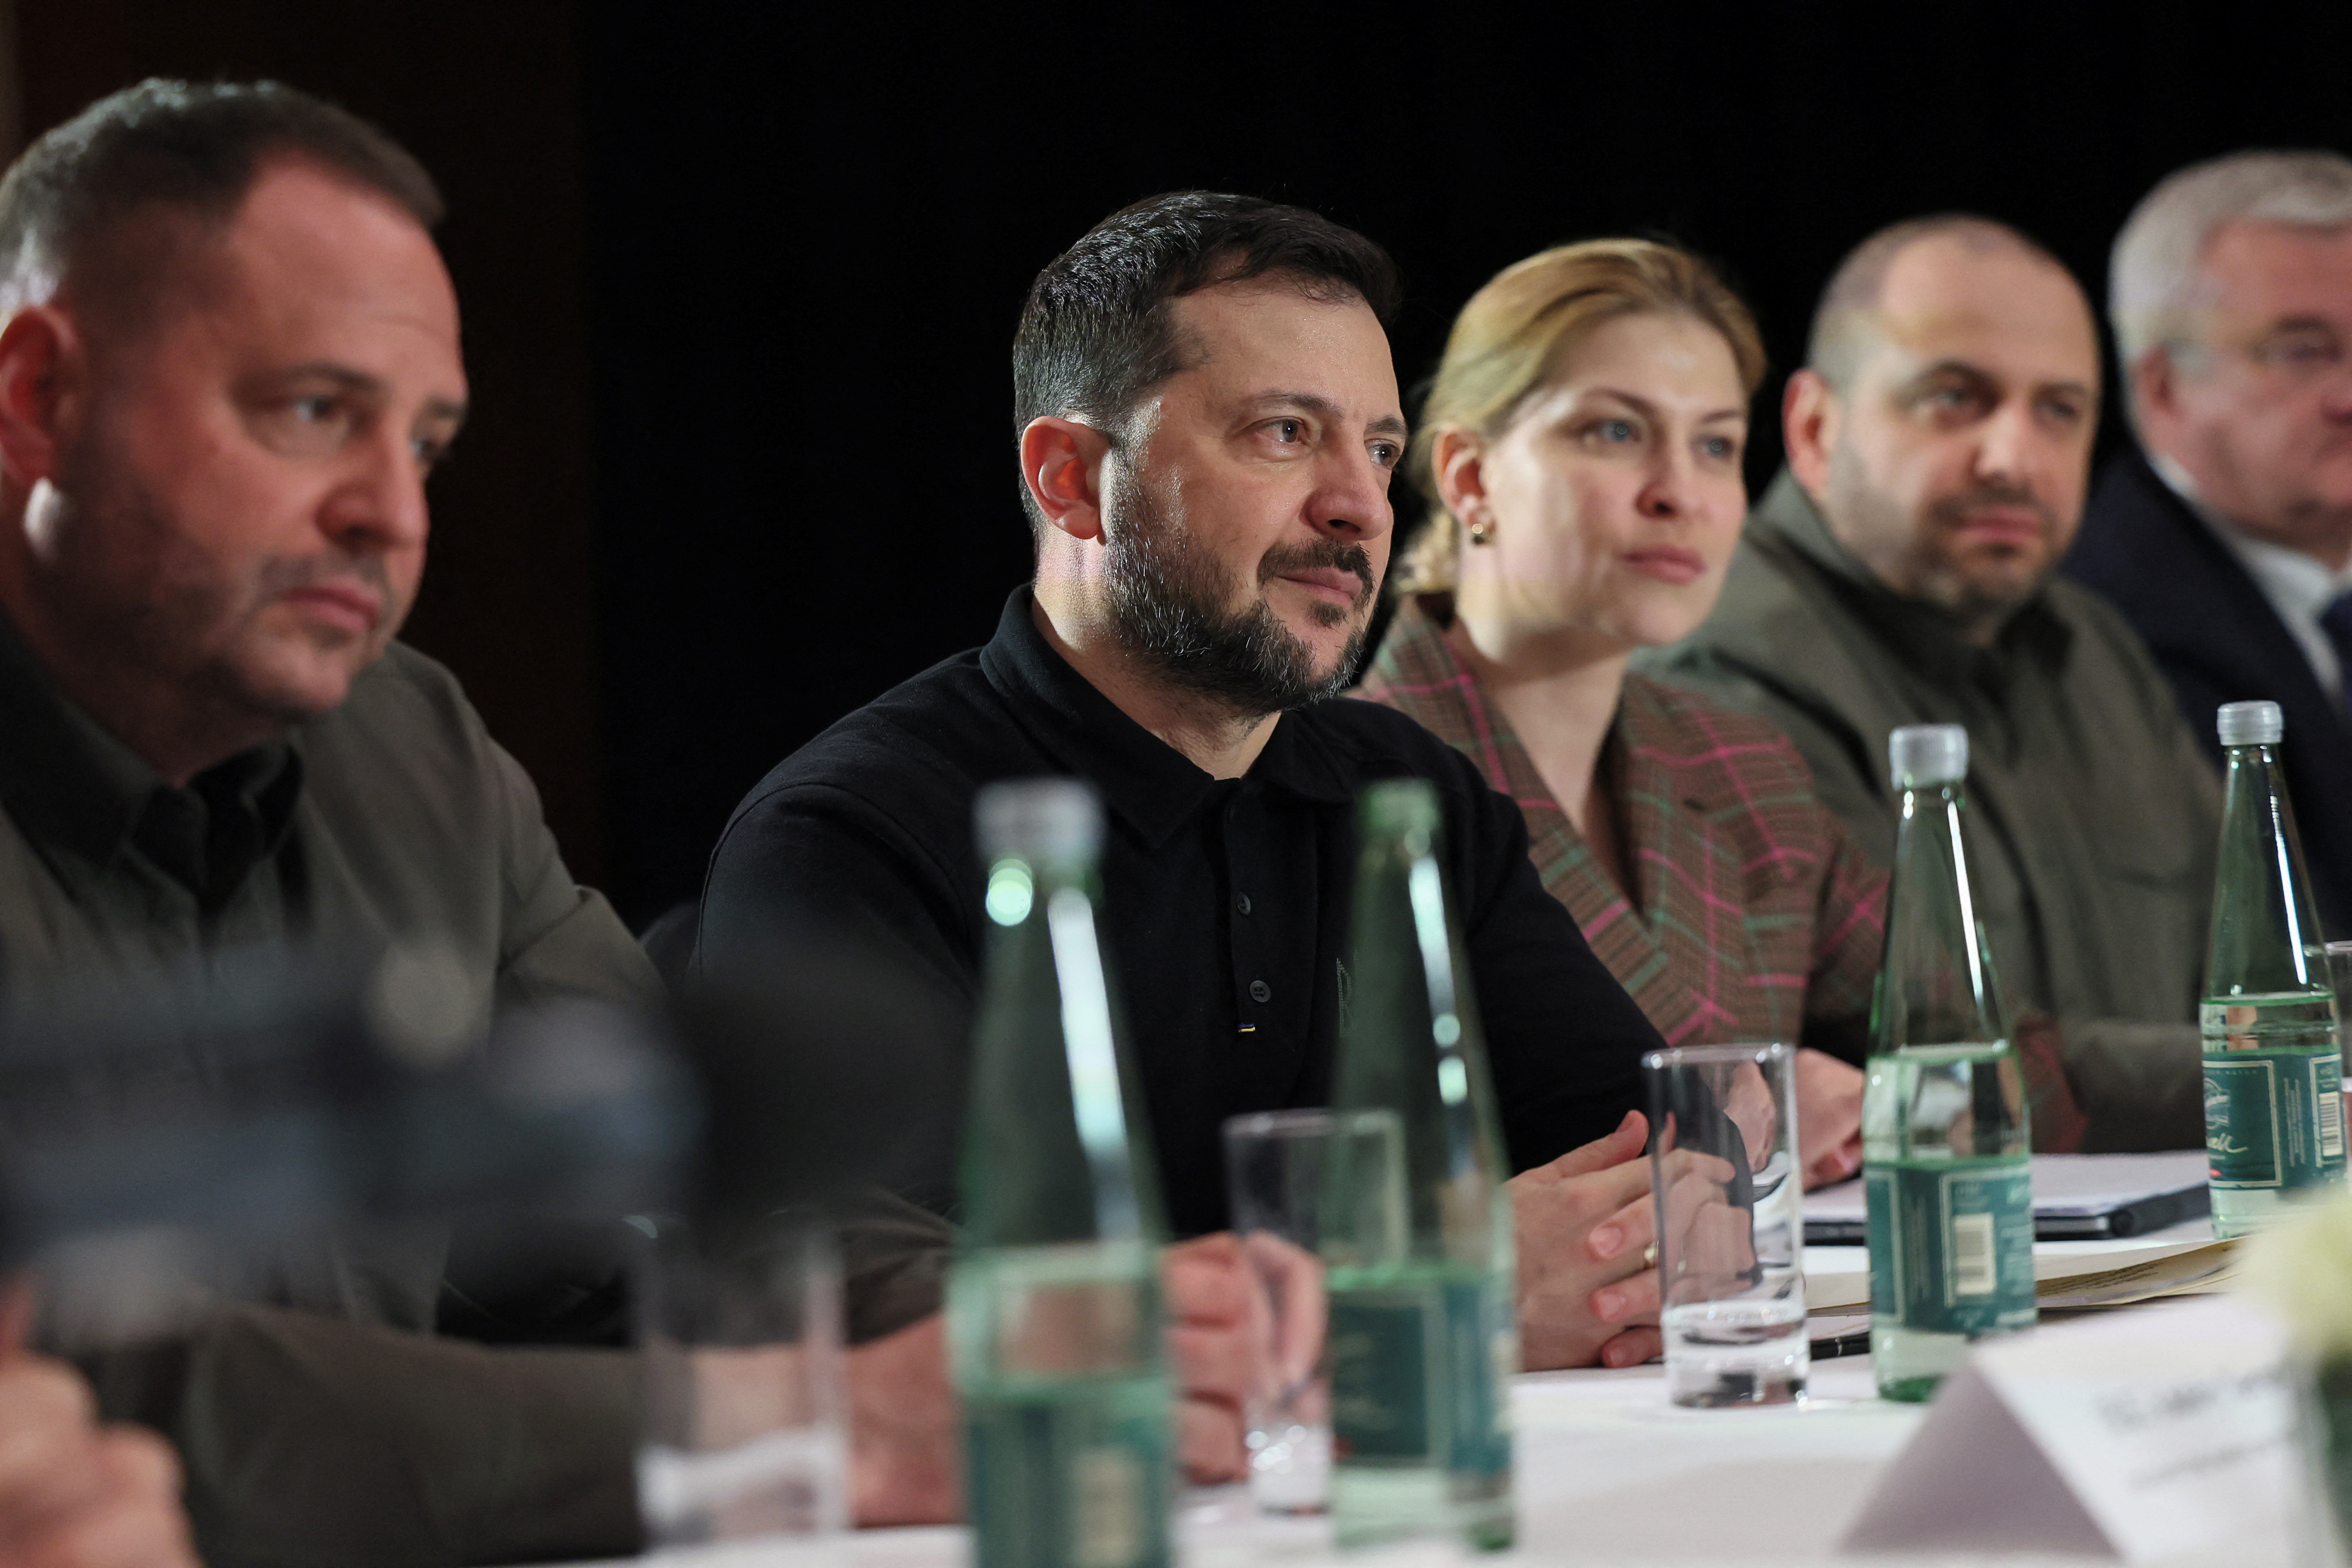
(581, 1221, 2317, 1567)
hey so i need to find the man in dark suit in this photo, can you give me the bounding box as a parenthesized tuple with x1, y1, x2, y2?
(2068, 150, 2352, 936)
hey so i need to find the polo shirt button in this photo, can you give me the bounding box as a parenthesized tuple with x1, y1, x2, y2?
(1234, 893, 1253, 916)
(1249, 979, 1271, 1004)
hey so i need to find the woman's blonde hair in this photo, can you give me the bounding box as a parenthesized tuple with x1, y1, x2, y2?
(1396, 239, 1766, 594)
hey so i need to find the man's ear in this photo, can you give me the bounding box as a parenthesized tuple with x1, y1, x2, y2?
(1019, 416, 1112, 542)
(2130, 349, 2183, 446)
(0, 307, 77, 492)
(1782, 368, 1840, 501)
(1431, 428, 1488, 534)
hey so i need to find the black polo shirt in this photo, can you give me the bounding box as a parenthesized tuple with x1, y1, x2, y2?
(700, 587, 1667, 1236)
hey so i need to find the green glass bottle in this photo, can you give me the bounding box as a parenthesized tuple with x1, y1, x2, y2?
(1863, 724, 2034, 1402)
(1323, 779, 1515, 1551)
(949, 780, 1172, 1568)
(2203, 700, 2345, 1238)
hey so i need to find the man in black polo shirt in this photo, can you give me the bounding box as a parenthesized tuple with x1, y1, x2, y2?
(701, 193, 1673, 1373)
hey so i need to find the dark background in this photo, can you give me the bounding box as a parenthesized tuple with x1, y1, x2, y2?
(20, 2, 2352, 926)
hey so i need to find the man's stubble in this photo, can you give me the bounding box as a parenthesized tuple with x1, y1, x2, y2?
(1821, 435, 2057, 635)
(1100, 469, 1375, 717)
(38, 422, 401, 730)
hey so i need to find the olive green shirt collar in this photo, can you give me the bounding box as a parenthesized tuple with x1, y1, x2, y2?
(1749, 468, 2073, 693)
(0, 605, 300, 910)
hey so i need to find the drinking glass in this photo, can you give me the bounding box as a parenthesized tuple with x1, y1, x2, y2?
(1641, 1043, 1808, 1407)
(633, 1216, 848, 1551)
(2331, 942, 2352, 1060)
(1221, 1109, 1337, 1514)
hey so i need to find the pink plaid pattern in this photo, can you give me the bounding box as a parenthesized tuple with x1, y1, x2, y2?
(1357, 603, 1887, 1053)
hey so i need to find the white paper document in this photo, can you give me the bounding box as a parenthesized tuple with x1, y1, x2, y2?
(1841, 1296, 2305, 1562)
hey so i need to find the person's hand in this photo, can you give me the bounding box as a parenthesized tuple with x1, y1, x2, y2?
(1162, 1235, 1253, 1484)
(1508, 1110, 1661, 1371)
(1794, 1048, 1864, 1188)
(1236, 1230, 1324, 1413)
(845, 1315, 960, 1526)
(0, 1288, 198, 1568)
(1720, 1061, 1779, 1172)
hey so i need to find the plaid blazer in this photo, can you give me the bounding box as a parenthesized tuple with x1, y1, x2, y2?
(1357, 602, 1886, 1060)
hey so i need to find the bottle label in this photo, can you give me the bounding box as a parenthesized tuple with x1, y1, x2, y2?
(1071, 1445, 1148, 1568)
(1865, 1159, 2036, 1336)
(1327, 1275, 1512, 1482)
(962, 1381, 1171, 1568)
(2204, 1047, 2346, 1190)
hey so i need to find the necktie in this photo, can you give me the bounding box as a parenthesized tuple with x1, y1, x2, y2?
(2325, 590, 2352, 716)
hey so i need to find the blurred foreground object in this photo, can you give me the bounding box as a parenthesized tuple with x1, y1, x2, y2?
(0, 927, 966, 1287)
(0, 946, 692, 1295)
(950, 780, 1172, 1568)
(2203, 700, 2345, 1239)
(2243, 1193, 2352, 1559)
(1219, 1109, 1334, 1515)
(0, 931, 966, 1565)
(633, 1218, 848, 1550)
(1325, 779, 1515, 1552)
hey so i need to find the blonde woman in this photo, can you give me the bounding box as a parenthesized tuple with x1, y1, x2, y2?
(1357, 240, 1879, 1186)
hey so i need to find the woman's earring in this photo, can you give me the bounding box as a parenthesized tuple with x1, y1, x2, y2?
(1466, 518, 1494, 545)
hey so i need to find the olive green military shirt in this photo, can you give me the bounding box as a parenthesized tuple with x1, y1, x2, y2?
(1638, 471, 2222, 1152)
(0, 607, 663, 1567)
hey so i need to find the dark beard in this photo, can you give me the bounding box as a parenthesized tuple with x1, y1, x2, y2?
(1101, 483, 1374, 717)
(46, 424, 403, 727)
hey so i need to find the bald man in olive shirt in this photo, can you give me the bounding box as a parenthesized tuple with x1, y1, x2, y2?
(1645, 217, 2218, 1151)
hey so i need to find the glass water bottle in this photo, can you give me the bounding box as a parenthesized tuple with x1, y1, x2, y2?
(1862, 724, 2034, 1402)
(950, 780, 1172, 1568)
(1323, 779, 1516, 1550)
(2202, 700, 2345, 1237)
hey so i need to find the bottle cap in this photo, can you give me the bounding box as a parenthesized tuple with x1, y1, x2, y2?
(1359, 777, 1440, 838)
(975, 778, 1102, 863)
(2217, 700, 2284, 747)
(1888, 724, 1968, 788)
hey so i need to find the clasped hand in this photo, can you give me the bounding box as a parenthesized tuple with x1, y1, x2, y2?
(1511, 1109, 1744, 1370)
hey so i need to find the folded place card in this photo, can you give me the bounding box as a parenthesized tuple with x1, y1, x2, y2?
(1841, 1296, 2304, 1561)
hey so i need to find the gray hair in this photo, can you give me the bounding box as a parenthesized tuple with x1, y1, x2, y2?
(2110, 149, 2352, 424)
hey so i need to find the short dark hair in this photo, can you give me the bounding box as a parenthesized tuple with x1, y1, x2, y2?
(1011, 191, 1403, 527)
(0, 79, 442, 327)
(1805, 213, 2072, 391)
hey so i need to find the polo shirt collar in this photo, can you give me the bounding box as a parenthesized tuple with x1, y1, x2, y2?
(0, 603, 302, 897)
(978, 586, 1355, 848)
(1751, 467, 2073, 685)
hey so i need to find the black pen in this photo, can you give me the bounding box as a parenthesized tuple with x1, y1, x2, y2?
(1809, 1328, 1871, 1360)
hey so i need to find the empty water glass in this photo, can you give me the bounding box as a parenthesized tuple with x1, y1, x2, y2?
(2331, 942, 2352, 1056)
(1221, 1109, 1337, 1514)
(634, 1216, 848, 1551)
(1642, 1043, 1808, 1408)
